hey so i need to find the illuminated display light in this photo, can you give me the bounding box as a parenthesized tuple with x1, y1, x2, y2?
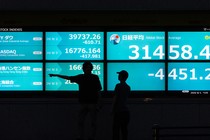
(46, 62, 104, 91)
(0, 63, 43, 90)
(168, 32, 210, 60)
(0, 32, 43, 60)
(46, 32, 104, 60)
(168, 62, 210, 91)
(107, 32, 165, 60)
(107, 62, 165, 91)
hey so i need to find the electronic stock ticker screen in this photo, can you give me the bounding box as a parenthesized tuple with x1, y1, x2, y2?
(0, 32, 43, 60)
(46, 62, 104, 91)
(45, 32, 104, 91)
(107, 32, 165, 92)
(1, 29, 210, 96)
(0, 63, 43, 91)
(0, 31, 43, 91)
(168, 32, 210, 95)
(46, 32, 104, 60)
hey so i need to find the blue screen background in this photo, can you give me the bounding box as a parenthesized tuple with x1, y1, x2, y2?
(46, 62, 104, 91)
(168, 32, 210, 60)
(107, 32, 165, 60)
(107, 62, 165, 91)
(0, 63, 43, 90)
(0, 32, 43, 60)
(46, 32, 104, 60)
(168, 62, 210, 90)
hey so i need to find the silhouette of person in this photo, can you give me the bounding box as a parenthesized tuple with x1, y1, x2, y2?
(111, 70, 131, 140)
(49, 61, 102, 140)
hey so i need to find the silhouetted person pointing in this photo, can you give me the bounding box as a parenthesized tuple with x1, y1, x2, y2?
(49, 61, 102, 140)
(112, 70, 130, 140)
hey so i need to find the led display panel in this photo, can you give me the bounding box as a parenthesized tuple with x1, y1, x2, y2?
(107, 62, 165, 91)
(0, 32, 43, 60)
(107, 32, 165, 60)
(46, 32, 104, 60)
(168, 32, 210, 60)
(46, 62, 104, 91)
(0, 63, 43, 90)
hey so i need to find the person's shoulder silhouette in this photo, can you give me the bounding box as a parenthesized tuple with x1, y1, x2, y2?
(112, 70, 130, 140)
(48, 61, 102, 103)
(49, 61, 102, 140)
(115, 70, 130, 96)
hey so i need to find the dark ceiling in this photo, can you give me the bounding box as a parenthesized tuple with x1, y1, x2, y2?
(1, 0, 210, 10)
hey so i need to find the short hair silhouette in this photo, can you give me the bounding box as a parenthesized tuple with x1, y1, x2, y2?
(82, 61, 93, 70)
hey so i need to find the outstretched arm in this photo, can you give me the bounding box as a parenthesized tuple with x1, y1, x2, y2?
(49, 74, 71, 80)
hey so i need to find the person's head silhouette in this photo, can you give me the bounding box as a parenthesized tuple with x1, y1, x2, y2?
(82, 61, 93, 74)
(117, 70, 128, 82)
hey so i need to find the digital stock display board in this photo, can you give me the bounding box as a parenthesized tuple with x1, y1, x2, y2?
(0, 32, 43, 60)
(168, 32, 210, 60)
(167, 31, 210, 95)
(46, 32, 104, 60)
(107, 32, 165, 60)
(1, 28, 210, 97)
(107, 63, 165, 91)
(0, 63, 43, 90)
(168, 63, 210, 93)
(46, 62, 104, 91)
